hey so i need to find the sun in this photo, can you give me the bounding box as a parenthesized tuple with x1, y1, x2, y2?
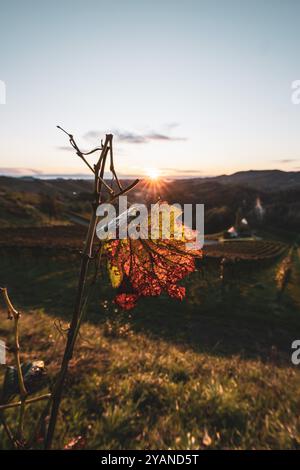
(143, 166, 166, 195)
(146, 167, 160, 180)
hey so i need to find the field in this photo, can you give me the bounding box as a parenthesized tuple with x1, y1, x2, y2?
(1, 224, 300, 449)
(204, 239, 288, 260)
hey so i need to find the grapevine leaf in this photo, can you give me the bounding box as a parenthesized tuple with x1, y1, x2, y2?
(105, 202, 202, 310)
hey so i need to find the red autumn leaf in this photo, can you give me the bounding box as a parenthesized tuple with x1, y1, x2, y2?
(115, 293, 139, 310)
(167, 284, 186, 300)
(105, 202, 202, 310)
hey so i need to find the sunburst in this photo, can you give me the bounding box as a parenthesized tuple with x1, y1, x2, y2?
(145, 167, 160, 180)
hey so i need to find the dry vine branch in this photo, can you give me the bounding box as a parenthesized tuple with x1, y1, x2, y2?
(0, 393, 51, 411)
(0, 287, 27, 444)
(44, 128, 139, 449)
(0, 288, 51, 448)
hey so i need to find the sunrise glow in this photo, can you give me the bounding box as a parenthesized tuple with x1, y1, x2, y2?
(146, 168, 160, 180)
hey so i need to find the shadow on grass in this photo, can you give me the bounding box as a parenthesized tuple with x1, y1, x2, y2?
(0, 248, 299, 365)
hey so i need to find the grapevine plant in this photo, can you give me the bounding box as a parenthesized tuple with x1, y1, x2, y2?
(0, 128, 201, 449)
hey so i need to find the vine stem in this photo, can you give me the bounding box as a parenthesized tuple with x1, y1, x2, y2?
(44, 135, 110, 449)
(0, 287, 28, 443)
(44, 128, 139, 449)
(0, 393, 51, 411)
(0, 412, 17, 448)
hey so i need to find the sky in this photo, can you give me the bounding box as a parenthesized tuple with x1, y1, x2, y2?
(1, 0, 300, 178)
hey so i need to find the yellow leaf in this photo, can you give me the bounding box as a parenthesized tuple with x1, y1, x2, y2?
(107, 261, 123, 288)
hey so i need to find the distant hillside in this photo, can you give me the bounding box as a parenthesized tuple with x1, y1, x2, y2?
(1, 171, 300, 233)
(0, 177, 93, 227)
(208, 170, 300, 191)
(0, 176, 93, 195)
(1, 169, 300, 193)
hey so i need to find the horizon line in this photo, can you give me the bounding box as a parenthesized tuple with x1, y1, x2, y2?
(1, 168, 300, 180)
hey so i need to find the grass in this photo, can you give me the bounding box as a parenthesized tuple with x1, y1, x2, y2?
(1, 245, 300, 449)
(1, 309, 300, 449)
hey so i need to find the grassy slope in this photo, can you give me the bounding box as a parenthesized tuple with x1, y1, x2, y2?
(1, 309, 300, 450)
(1, 248, 300, 449)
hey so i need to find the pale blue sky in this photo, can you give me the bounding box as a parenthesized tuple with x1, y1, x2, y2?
(1, 0, 300, 177)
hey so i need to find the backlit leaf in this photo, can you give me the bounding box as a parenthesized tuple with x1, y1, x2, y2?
(105, 201, 202, 310)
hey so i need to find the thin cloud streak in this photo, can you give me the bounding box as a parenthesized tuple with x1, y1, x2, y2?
(0, 167, 41, 176)
(272, 158, 300, 164)
(161, 168, 202, 174)
(56, 146, 76, 152)
(83, 128, 187, 144)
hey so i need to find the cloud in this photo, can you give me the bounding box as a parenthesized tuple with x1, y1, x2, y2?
(0, 167, 41, 176)
(82, 131, 103, 142)
(272, 158, 300, 164)
(56, 146, 76, 152)
(113, 131, 148, 144)
(146, 132, 186, 142)
(161, 168, 202, 175)
(83, 127, 187, 144)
